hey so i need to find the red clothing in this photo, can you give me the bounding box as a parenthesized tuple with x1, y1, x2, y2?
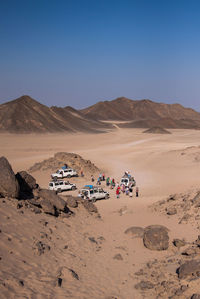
(116, 187, 120, 195)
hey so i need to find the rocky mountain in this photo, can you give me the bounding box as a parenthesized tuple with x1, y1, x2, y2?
(0, 95, 111, 133)
(80, 97, 200, 128)
(1, 95, 200, 132)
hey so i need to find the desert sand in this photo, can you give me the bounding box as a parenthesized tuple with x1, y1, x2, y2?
(1, 128, 200, 298)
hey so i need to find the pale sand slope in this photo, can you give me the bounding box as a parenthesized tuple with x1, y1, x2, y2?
(1, 128, 200, 298)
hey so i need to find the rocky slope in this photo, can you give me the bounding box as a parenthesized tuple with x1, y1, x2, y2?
(28, 152, 100, 176)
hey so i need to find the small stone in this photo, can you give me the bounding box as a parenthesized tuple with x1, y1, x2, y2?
(19, 280, 24, 286)
(173, 239, 186, 248)
(113, 254, 123, 260)
(135, 280, 155, 290)
(166, 207, 177, 215)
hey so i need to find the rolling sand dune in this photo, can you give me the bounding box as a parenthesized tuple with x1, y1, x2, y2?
(1, 128, 200, 298)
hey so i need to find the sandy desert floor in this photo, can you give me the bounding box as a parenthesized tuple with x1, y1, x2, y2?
(1, 128, 200, 298)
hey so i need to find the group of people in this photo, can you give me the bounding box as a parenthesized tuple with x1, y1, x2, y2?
(91, 173, 105, 185)
(116, 184, 139, 198)
(91, 173, 139, 199)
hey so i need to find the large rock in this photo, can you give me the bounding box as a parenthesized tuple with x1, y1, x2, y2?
(38, 189, 69, 215)
(16, 171, 38, 196)
(143, 225, 169, 251)
(0, 156, 19, 198)
(82, 200, 98, 213)
(178, 260, 200, 279)
(65, 196, 78, 208)
(124, 226, 144, 238)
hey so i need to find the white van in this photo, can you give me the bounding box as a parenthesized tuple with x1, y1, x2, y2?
(79, 186, 109, 202)
(48, 180, 76, 193)
(51, 168, 78, 179)
(120, 176, 136, 187)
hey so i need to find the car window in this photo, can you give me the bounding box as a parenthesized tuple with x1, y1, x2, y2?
(59, 182, 63, 185)
(49, 183, 53, 187)
(90, 190, 94, 194)
(64, 182, 69, 185)
(55, 183, 59, 186)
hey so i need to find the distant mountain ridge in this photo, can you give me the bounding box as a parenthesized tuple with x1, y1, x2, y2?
(80, 97, 200, 129)
(0, 95, 111, 133)
(0, 95, 200, 133)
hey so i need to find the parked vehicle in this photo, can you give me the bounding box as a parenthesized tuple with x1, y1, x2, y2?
(48, 180, 76, 193)
(120, 175, 136, 187)
(51, 168, 78, 180)
(78, 185, 109, 202)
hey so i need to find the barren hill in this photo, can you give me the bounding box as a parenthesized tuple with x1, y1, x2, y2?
(80, 97, 200, 128)
(0, 95, 111, 133)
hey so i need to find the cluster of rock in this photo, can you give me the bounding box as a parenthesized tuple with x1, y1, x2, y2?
(132, 234, 200, 298)
(123, 190, 200, 298)
(150, 190, 200, 228)
(0, 156, 99, 217)
(28, 152, 99, 175)
(124, 222, 200, 298)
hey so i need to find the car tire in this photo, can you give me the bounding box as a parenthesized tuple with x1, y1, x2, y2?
(67, 175, 71, 178)
(57, 188, 61, 193)
(71, 186, 76, 190)
(92, 198, 96, 203)
(105, 194, 109, 199)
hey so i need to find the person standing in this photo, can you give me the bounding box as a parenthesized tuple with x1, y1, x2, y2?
(136, 186, 139, 197)
(106, 177, 110, 186)
(91, 175, 94, 182)
(102, 173, 105, 181)
(129, 186, 133, 198)
(116, 186, 120, 198)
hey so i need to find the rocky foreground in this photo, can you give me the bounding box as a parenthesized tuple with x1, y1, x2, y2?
(1, 155, 200, 298)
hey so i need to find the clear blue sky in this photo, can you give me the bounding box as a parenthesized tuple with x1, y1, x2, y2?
(0, 0, 200, 110)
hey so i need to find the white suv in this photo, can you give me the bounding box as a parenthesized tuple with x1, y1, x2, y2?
(79, 186, 109, 202)
(48, 180, 76, 193)
(51, 168, 78, 180)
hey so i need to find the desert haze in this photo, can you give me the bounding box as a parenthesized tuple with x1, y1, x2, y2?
(1, 127, 200, 298)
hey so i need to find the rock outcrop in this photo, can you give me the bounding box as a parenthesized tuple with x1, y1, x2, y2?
(0, 156, 19, 198)
(16, 171, 38, 198)
(178, 260, 200, 279)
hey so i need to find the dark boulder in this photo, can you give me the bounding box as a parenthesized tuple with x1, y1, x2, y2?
(143, 225, 169, 251)
(178, 260, 200, 279)
(38, 189, 70, 215)
(16, 171, 38, 198)
(191, 294, 200, 299)
(0, 156, 19, 198)
(40, 198, 57, 216)
(16, 170, 38, 191)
